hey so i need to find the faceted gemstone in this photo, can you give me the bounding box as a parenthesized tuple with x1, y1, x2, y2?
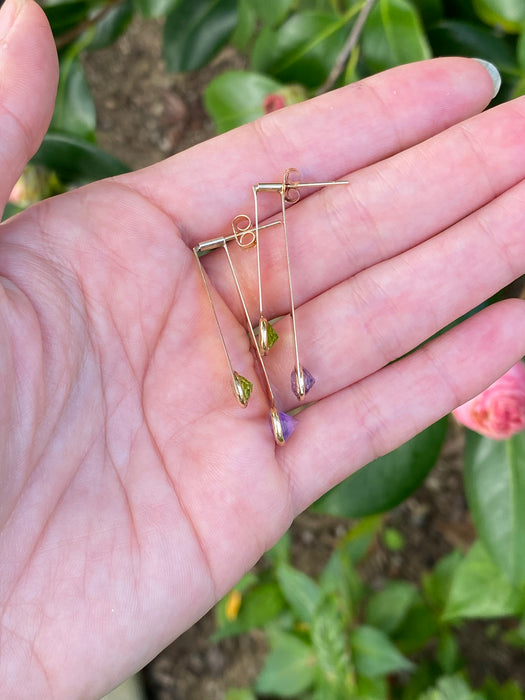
(233, 372, 253, 406)
(269, 408, 298, 444)
(266, 322, 279, 349)
(258, 317, 279, 355)
(291, 366, 316, 400)
(279, 411, 298, 442)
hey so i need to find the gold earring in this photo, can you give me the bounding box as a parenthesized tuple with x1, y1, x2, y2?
(254, 168, 348, 400)
(194, 168, 348, 444)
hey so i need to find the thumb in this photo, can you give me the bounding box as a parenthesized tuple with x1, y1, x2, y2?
(0, 0, 58, 211)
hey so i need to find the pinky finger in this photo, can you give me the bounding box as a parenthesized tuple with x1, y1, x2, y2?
(285, 299, 525, 513)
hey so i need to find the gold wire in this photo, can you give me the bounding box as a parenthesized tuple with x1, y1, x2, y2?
(253, 186, 265, 323)
(278, 180, 304, 398)
(195, 220, 281, 255)
(193, 248, 244, 405)
(254, 169, 349, 399)
(222, 242, 277, 408)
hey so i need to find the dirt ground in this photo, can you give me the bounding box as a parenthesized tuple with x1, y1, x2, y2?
(83, 18, 525, 699)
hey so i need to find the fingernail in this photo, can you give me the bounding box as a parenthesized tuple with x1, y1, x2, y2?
(473, 58, 501, 99)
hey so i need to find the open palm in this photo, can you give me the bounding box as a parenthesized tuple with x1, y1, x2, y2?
(2, 2, 525, 697)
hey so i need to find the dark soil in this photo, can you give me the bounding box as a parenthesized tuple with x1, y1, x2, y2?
(83, 19, 525, 699)
(83, 17, 244, 170)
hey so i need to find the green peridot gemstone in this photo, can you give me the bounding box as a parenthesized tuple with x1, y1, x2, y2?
(233, 372, 253, 405)
(267, 322, 278, 349)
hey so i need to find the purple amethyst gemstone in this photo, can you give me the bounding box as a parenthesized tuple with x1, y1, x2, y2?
(269, 409, 298, 443)
(291, 366, 316, 400)
(279, 411, 298, 442)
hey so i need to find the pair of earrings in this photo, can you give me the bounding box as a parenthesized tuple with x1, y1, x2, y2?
(193, 168, 348, 445)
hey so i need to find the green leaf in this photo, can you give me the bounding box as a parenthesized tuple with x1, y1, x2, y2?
(314, 419, 447, 518)
(427, 20, 517, 75)
(436, 630, 462, 674)
(51, 44, 96, 140)
(31, 133, 129, 185)
(350, 625, 413, 678)
(204, 70, 283, 133)
(319, 538, 365, 622)
(255, 631, 317, 697)
(251, 11, 349, 88)
(2, 202, 23, 222)
(276, 563, 321, 623)
(252, 0, 293, 27)
(419, 674, 485, 700)
(132, 0, 181, 19)
(214, 572, 258, 632)
(464, 430, 525, 587)
(361, 0, 432, 74)
(393, 599, 439, 655)
(365, 581, 419, 635)
(213, 580, 285, 641)
(382, 527, 405, 551)
(87, 0, 134, 51)
(225, 689, 256, 700)
(330, 514, 382, 567)
(265, 530, 291, 567)
(473, 0, 525, 32)
(410, 0, 444, 25)
(231, 0, 257, 49)
(163, 0, 238, 72)
(311, 597, 355, 697)
(482, 677, 525, 700)
(443, 540, 524, 621)
(517, 30, 525, 73)
(43, 0, 93, 39)
(422, 550, 463, 614)
(511, 76, 525, 99)
(399, 660, 442, 700)
(356, 675, 389, 700)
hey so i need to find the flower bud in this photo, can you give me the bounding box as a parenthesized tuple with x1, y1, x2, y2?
(453, 361, 525, 440)
(263, 85, 307, 114)
(9, 165, 63, 208)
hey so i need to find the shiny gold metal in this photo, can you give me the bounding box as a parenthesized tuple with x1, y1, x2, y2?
(193, 247, 250, 408)
(222, 243, 277, 409)
(258, 316, 270, 355)
(194, 219, 287, 444)
(253, 168, 348, 400)
(269, 406, 285, 446)
(195, 219, 281, 256)
(193, 168, 349, 443)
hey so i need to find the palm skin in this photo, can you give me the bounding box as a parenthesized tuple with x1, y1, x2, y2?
(2, 1, 525, 697)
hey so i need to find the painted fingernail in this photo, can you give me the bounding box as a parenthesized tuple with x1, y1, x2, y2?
(473, 58, 501, 99)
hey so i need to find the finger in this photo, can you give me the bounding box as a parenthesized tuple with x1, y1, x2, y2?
(121, 58, 497, 242)
(205, 93, 525, 322)
(0, 0, 58, 210)
(263, 173, 525, 407)
(282, 299, 525, 513)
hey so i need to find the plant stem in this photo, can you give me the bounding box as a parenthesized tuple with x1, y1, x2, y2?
(55, 0, 123, 50)
(317, 0, 376, 95)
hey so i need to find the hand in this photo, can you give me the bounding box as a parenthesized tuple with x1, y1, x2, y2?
(2, 1, 525, 697)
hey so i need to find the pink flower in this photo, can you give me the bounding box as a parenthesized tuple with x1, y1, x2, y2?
(453, 361, 525, 440)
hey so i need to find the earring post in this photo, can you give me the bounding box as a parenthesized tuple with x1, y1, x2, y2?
(194, 220, 281, 256)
